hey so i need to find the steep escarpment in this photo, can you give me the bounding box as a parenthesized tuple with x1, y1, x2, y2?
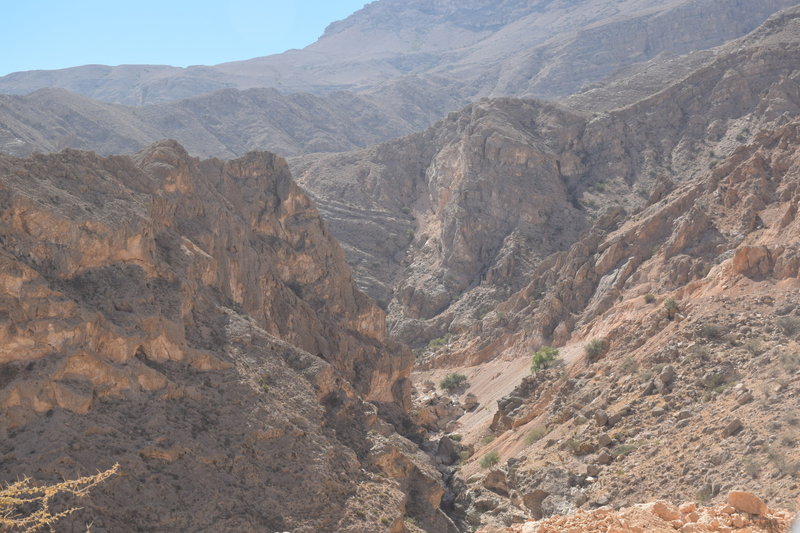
(292, 99, 590, 347)
(416, 116, 800, 533)
(291, 5, 800, 355)
(0, 142, 458, 532)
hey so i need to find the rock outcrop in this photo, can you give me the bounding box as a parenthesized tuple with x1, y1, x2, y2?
(291, 5, 800, 357)
(0, 142, 458, 531)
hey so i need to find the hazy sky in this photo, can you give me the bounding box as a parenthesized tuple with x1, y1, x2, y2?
(1, 1, 368, 76)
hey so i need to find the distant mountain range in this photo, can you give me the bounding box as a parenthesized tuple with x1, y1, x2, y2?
(0, 0, 795, 159)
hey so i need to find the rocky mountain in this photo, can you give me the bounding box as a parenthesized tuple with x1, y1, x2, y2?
(426, 113, 800, 532)
(0, 141, 459, 532)
(0, 80, 467, 158)
(289, 4, 800, 354)
(1, 0, 793, 106)
(0, 0, 795, 163)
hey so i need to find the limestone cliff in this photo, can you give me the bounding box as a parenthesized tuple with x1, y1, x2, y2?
(291, 5, 800, 356)
(0, 142, 457, 532)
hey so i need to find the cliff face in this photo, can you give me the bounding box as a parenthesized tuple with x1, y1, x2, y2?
(291, 5, 800, 354)
(0, 142, 457, 531)
(432, 117, 800, 533)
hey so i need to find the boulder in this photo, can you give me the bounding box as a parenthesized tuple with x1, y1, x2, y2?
(727, 491, 768, 516)
(721, 418, 743, 437)
(483, 469, 509, 495)
(649, 501, 681, 521)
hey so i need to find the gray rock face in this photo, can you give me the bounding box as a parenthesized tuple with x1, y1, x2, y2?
(290, 5, 800, 357)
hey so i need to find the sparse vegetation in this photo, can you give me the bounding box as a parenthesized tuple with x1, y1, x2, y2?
(745, 338, 766, 356)
(619, 357, 639, 375)
(664, 297, 679, 319)
(439, 372, 468, 391)
(0, 464, 119, 532)
(481, 434, 496, 445)
(479, 451, 500, 469)
(743, 456, 761, 478)
(405, 516, 421, 528)
(428, 334, 452, 350)
(777, 316, 800, 337)
(584, 339, 608, 362)
(531, 346, 559, 373)
(780, 352, 800, 372)
(564, 438, 582, 455)
(766, 445, 800, 476)
(698, 323, 724, 339)
(611, 443, 639, 458)
(695, 485, 713, 503)
(448, 433, 463, 442)
(644, 293, 656, 304)
(524, 426, 547, 445)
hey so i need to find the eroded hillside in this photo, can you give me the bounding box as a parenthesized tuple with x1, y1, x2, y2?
(290, 5, 800, 358)
(0, 141, 458, 532)
(428, 119, 800, 531)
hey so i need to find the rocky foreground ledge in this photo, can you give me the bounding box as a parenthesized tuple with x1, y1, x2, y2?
(481, 492, 796, 533)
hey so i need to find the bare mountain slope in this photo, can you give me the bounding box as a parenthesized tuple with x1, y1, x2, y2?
(0, 141, 459, 532)
(289, 5, 800, 351)
(0, 0, 793, 106)
(0, 0, 794, 163)
(0, 81, 468, 158)
(430, 116, 800, 532)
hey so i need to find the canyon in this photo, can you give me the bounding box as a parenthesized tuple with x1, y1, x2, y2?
(2, 1, 800, 532)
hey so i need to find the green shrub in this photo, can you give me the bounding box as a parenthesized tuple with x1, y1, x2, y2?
(428, 334, 452, 350)
(448, 433, 463, 442)
(644, 293, 656, 304)
(584, 339, 608, 362)
(531, 346, 559, 373)
(744, 339, 765, 356)
(524, 426, 547, 445)
(611, 443, 638, 458)
(439, 372, 468, 391)
(481, 434, 496, 445)
(479, 451, 500, 469)
(664, 297, 679, 319)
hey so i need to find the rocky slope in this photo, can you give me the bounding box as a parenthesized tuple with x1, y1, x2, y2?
(289, 4, 800, 353)
(420, 117, 800, 531)
(0, 1, 794, 162)
(484, 495, 796, 532)
(1, 0, 792, 105)
(0, 141, 459, 532)
(0, 81, 467, 158)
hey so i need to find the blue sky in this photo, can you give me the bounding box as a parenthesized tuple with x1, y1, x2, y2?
(1, 1, 368, 76)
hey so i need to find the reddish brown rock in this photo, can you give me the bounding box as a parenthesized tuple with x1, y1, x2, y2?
(727, 491, 768, 516)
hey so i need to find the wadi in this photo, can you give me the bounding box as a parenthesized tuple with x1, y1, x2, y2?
(1, 1, 799, 532)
